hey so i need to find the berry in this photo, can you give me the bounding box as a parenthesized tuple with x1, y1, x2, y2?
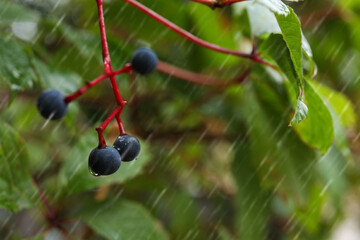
(88, 146, 121, 176)
(113, 135, 141, 162)
(36, 90, 68, 120)
(131, 48, 158, 75)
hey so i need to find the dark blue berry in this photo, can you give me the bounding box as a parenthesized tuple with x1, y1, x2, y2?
(36, 90, 68, 120)
(131, 48, 158, 75)
(113, 135, 141, 162)
(88, 146, 121, 176)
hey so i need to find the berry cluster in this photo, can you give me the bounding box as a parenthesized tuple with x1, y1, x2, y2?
(36, 0, 270, 177)
(37, 47, 157, 176)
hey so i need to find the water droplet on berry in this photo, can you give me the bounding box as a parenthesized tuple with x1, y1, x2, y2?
(89, 166, 100, 177)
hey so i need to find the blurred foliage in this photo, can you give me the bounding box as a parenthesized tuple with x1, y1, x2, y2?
(0, 0, 359, 239)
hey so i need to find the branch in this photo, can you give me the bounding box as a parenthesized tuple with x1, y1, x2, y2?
(96, 0, 126, 106)
(156, 60, 250, 87)
(64, 64, 133, 103)
(96, 105, 125, 148)
(123, 0, 272, 66)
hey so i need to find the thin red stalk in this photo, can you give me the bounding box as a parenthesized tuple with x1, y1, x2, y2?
(64, 65, 133, 104)
(31, 176, 56, 221)
(115, 111, 126, 135)
(96, 0, 111, 71)
(124, 0, 253, 60)
(113, 63, 133, 75)
(157, 61, 250, 86)
(96, 105, 124, 148)
(64, 74, 107, 103)
(190, 0, 215, 4)
(96, 0, 125, 106)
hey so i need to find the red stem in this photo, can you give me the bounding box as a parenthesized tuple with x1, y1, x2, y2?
(64, 65, 133, 104)
(95, 0, 131, 147)
(156, 60, 249, 86)
(190, 0, 215, 4)
(64, 74, 107, 103)
(123, 0, 269, 66)
(96, 0, 125, 106)
(31, 176, 56, 220)
(96, 105, 125, 148)
(113, 63, 133, 75)
(115, 111, 126, 135)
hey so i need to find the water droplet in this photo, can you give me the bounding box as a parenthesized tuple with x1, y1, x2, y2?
(89, 166, 100, 177)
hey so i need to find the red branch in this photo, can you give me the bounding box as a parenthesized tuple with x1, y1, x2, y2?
(156, 61, 249, 87)
(97, 0, 125, 106)
(96, 105, 125, 148)
(94, 0, 131, 147)
(31, 176, 56, 221)
(64, 64, 132, 104)
(123, 0, 272, 67)
(115, 111, 126, 135)
(64, 74, 107, 103)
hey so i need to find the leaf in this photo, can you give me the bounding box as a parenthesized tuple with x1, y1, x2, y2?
(0, 38, 36, 91)
(276, 7, 303, 89)
(237, 83, 317, 204)
(58, 130, 152, 197)
(32, 58, 82, 93)
(0, 1, 40, 24)
(260, 33, 309, 124)
(290, 98, 308, 126)
(260, 34, 301, 96)
(294, 80, 334, 154)
(73, 198, 168, 240)
(309, 80, 356, 129)
(218, 226, 235, 240)
(255, 0, 290, 15)
(246, 3, 281, 36)
(232, 141, 269, 240)
(316, 146, 348, 204)
(308, 80, 355, 159)
(0, 122, 37, 212)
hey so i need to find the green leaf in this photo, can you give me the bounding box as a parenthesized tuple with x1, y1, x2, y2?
(58, 130, 152, 197)
(276, 7, 303, 89)
(294, 80, 334, 154)
(0, 1, 40, 24)
(293, 185, 326, 235)
(237, 83, 317, 204)
(308, 80, 355, 159)
(246, 3, 281, 36)
(73, 198, 168, 240)
(317, 146, 348, 204)
(218, 226, 235, 240)
(0, 38, 36, 90)
(32, 58, 82, 93)
(260, 33, 310, 125)
(309, 80, 356, 129)
(255, 0, 290, 15)
(232, 140, 269, 240)
(0, 122, 37, 211)
(260, 34, 300, 96)
(290, 98, 308, 126)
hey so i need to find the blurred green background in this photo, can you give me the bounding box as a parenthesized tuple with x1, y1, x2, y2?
(0, 0, 360, 239)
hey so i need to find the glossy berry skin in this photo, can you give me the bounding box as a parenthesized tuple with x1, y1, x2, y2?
(88, 146, 121, 176)
(113, 135, 141, 162)
(131, 48, 158, 75)
(36, 90, 68, 120)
